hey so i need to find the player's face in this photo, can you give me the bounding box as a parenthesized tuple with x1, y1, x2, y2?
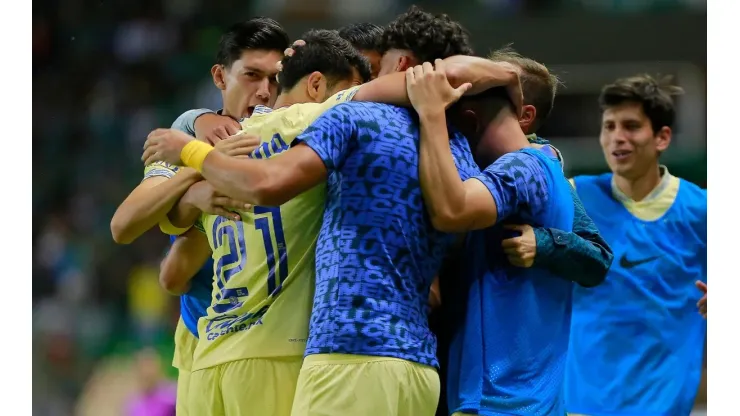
(600, 102, 671, 180)
(220, 49, 283, 118)
(359, 49, 382, 79)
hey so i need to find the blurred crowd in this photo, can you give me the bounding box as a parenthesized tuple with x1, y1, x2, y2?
(32, 0, 706, 414)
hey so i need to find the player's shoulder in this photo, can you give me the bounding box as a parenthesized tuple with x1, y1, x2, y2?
(676, 178, 707, 215)
(497, 148, 549, 171)
(335, 100, 388, 112)
(571, 173, 612, 188)
(337, 101, 404, 117)
(677, 177, 706, 199)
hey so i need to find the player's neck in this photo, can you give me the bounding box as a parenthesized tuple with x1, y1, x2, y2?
(613, 164, 662, 202)
(273, 87, 316, 109)
(220, 105, 237, 119)
(273, 94, 294, 109)
(488, 114, 531, 157)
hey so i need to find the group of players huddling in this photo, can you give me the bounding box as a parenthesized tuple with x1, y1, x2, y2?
(110, 6, 708, 416)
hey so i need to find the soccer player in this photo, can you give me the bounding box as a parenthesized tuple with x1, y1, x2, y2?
(564, 75, 707, 416)
(155, 29, 374, 416)
(488, 47, 613, 283)
(109, 17, 289, 416)
(338, 22, 384, 78)
(432, 48, 613, 416)
(144, 61, 520, 416)
(111, 17, 288, 244)
(377, 6, 474, 77)
(407, 60, 582, 416)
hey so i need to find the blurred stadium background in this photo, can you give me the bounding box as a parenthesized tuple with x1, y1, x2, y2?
(32, 0, 706, 415)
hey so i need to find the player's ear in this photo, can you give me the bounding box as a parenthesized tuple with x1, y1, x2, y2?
(212, 64, 226, 91)
(451, 108, 481, 138)
(654, 125, 671, 152)
(396, 55, 413, 72)
(518, 105, 537, 134)
(306, 71, 327, 102)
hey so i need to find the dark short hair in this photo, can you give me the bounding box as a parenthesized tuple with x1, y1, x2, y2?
(457, 87, 514, 119)
(338, 23, 384, 52)
(216, 17, 290, 68)
(451, 87, 514, 149)
(278, 29, 372, 91)
(379, 5, 474, 63)
(599, 74, 684, 132)
(489, 45, 561, 132)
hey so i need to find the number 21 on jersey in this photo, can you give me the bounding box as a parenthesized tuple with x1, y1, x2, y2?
(210, 206, 288, 313)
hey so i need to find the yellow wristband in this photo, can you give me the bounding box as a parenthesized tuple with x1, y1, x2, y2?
(181, 141, 214, 172)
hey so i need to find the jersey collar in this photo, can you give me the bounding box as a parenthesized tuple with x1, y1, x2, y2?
(252, 105, 273, 115)
(611, 165, 673, 203)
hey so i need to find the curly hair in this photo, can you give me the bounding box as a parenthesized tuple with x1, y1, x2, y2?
(378, 5, 474, 63)
(599, 74, 684, 132)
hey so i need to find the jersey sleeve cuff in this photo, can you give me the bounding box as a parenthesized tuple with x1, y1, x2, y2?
(159, 217, 192, 236)
(295, 139, 334, 171)
(470, 175, 505, 223)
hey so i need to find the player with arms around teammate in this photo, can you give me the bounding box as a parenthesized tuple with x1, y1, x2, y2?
(157, 30, 373, 416)
(408, 60, 581, 416)
(109, 17, 288, 416)
(432, 49, 613, 416)
(564, 75, 707, 416)
(487, 47, 613, 283)
(110, 17, 288, 244)
(145, 60, 521, 416)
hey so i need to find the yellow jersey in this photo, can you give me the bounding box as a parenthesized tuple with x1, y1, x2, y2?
(191, 86, 361, 371)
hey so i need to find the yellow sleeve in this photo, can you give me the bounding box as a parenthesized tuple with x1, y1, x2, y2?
(159, 217, 191, 236)
(143, 161, 180, 182)
(304, 85, 362, 122)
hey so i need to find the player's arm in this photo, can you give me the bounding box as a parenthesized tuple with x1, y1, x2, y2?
(159, 226, 212, 295)
(527, 188, 612, 287)
(409, 61, 546, 232)
(110, 109, 219, 244)
(146, 105, 359, 206)
(352, 55, 521, 111)
(418, 110, 550, 233)
(416, 108, 495, 232)
(110, 166, 202, 243)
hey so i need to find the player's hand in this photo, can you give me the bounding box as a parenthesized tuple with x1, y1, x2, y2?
(501, 224, 537, 268)
(142, 128, 194, 166)
(194, 113, 241, 145)
(493, 61, 525, 119)
(183, 181, 250, 221)
(284, 39, 305, 57)
(215, 132, 261, 158)
(406, 59, 472, 118)
(443, 56, 524, 117)
(277, 40, 306, 72)
(696, 280, 707, 319)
